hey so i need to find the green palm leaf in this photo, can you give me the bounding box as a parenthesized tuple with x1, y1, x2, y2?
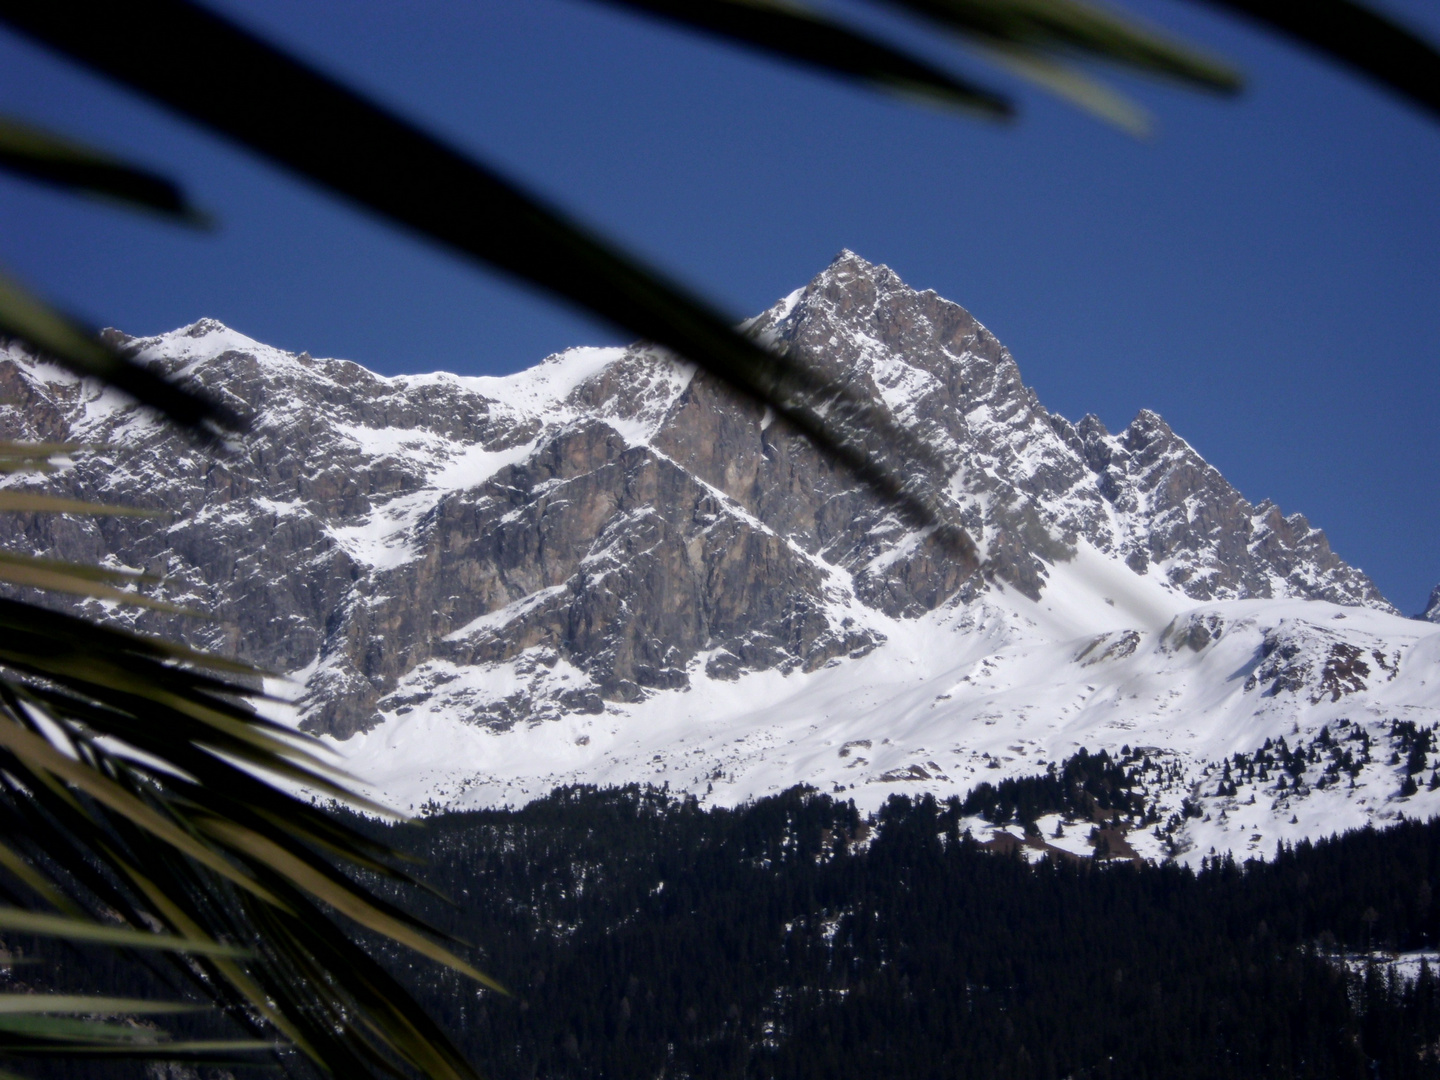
(0, 909, 250, 956)
(0, 593, 489, 1078)
(0, 492, 157, 516)
(588, 0, 1012, 116)
(0, 552, 195, 613)
(597, 0, 1241, 134)
(0, 1037, 273, 1060)
(884, 0, 1241, 89)
(0, 265, 244, 437)
(0, 994, 204, 1014)
(0, 113, 204, 222)
(0, 443, 78, 476)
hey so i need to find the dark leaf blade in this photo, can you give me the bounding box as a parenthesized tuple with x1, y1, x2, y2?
(0, 590, 486, 1077)
(1193, 0, 1440, 120)
(193, 817, 505, 993)
(0, 266, 245, 435)
(0, 596, 264, 676)
(971, 43, 1153, 133)
(0, 113, 204, 222)
(0, 0, 970, 544)
(887, 0, 1241, 91)
(0, 1015, 163, 1042)
(113, 862, 324, 1061)
(0, 839, 75, 914)
(0, 994, 203, 1015)
(0, 721, 289, 909)
(0, 908, 250, 956)
(0, 492, 158, 516)
(2, 1039, 274, 1059)
(0, 551, 157, 585)
(0, 552, 194, 613)
(590, 0, 1011, 116)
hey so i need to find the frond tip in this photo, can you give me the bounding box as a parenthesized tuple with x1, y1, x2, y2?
(0, 600, 485, 1078)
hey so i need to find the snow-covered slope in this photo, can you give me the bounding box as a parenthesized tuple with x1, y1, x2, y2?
(0, 252, 1432, 863)
(314, 539, 1440, 865)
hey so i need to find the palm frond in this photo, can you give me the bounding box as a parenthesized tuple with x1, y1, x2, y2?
(0, 443, 79, 476)
(0, 994, 202, 1015)
(598, 0, 1240, 134)
(0, 551, 190, 614)
(587, 0, 1012, 116)
(0, 909, 250, 956)
(884, 0, 1241, 89)
(0, 598, 490, 1078)
(0, 112, 205, 223)
(0, 265, 244, 438)
(0, 492, 157, 517)
(0, 440, 486, 1078)
(1193, 0, 1440, 121)
(972, 39, 1154, 133)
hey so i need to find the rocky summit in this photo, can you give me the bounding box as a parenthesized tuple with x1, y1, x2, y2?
(1422, 585, 1440, 622)
(0, 252, 1434, 861)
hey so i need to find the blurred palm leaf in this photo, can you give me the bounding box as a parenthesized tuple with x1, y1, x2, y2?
(1197, 0, 1440, 121)
(586, 0, 1013, 116)
(877, 0, 1237, 131)
(0, 113, 204, 222)
(884, 0, 1241, 87)
(0, 592, 489, 1079)
(0, 491, 156, 515)
(0, 549, 190, 612)
(0, 444, 77, 476)
(0, 996, 269, 1064)
(0, 993, 203, 1014)
(599, 0, 1239, 132)
(0, 910, 249, 956)
(0, 421, 486, 1078)
(974, 42, 1154, 133)
(0, 265, 244, 439)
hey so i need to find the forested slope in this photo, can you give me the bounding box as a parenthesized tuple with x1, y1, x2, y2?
(13, 780, 1440, 1079)
(369, 785, 1440, 1080)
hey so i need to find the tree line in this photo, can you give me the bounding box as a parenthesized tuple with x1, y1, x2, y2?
(13, 759, 1440, 1079)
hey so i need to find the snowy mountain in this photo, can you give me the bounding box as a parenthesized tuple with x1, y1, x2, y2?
(0, 250, 1433, 863)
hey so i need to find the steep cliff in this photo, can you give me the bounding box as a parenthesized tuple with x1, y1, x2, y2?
(0, 252, 1431, 861)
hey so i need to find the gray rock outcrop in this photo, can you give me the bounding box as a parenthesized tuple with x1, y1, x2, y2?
(0, 252, 1394, 738)
(1422, 585, 1440, 622)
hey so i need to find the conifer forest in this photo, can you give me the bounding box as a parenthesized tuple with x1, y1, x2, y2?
(15, 751, 1440, 1079)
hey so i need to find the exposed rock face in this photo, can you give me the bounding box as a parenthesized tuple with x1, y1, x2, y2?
(0, 252, 1394, 739)
(1422, 585, 1440, 622)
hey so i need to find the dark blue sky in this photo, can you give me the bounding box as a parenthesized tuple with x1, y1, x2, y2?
(0, 1, 1435, 611)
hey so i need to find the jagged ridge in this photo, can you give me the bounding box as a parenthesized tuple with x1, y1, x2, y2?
(0, 252, 1429, 862)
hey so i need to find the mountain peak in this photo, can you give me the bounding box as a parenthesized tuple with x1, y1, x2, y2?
(0, 254, 1420, 859)
(180, 317, 235, 339)
(828, 247, 874, 270)
(1125, 408, 1174, 440)
(129, 318, 274, 368)
(1422, 584, 1440, 622)
(811, 249, 909, 296)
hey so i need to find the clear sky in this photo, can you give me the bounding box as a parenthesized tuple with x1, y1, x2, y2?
(0, 1, 1435, 611)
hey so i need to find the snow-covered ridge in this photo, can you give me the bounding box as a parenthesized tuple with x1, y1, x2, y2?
(317, 538, 1440, 866)
(0, 251, 1427, 862)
